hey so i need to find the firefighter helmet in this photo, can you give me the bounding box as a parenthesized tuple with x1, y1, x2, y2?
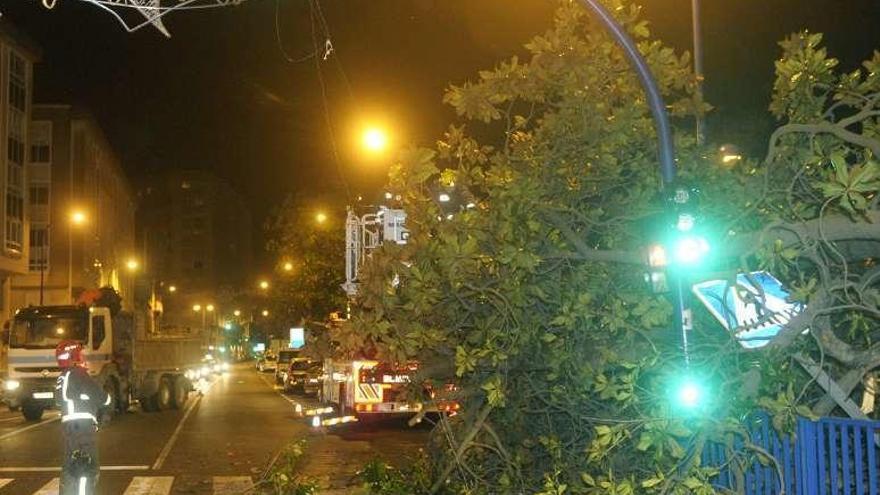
(55, 340, 85, 368)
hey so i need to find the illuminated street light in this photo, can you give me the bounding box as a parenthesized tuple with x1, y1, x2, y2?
(362, 127, 388, 152)
(70, 210, 87, 225)
(206, 304, 215, 312)
(233, 309, 241, 317)
(283, 262, 294, 272)
(168, 285, 177, 293)
(315, 212, 328, 224)
(126, 258, 139, 272)
(259, 280, 269, 291)
(262, 309, 269, 317)
(192, 304, 202, 312)
(224, 322, 232, 330)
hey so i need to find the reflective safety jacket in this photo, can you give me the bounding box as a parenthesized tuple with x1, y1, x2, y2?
(54, 366, 110, 423)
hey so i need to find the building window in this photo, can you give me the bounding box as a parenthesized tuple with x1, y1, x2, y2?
(30, 121, 52, 164)
(29, 226, 49, 272)
(6, 52, 27, 255)
(5, 191, 23, 253)
(29, 185, 49, 206)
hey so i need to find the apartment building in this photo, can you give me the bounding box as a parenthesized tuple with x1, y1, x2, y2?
(10, 105, 136, 311)
(0, 21, 40, 322)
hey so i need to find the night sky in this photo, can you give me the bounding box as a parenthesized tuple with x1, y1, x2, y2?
(2, 0, 880, 267)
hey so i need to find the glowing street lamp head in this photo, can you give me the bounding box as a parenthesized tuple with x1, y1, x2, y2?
(126, 258, 139, 271)
(192, 304, 202, 312)
(362, 127, 388, 152)
(70, 210, 87, 225)
(206, 304, 215, 312)
(283, 262, 294, 272)
(233, 309, 241, 317)
(262, 309, 269, 317)
(168, 285, 177, 293)
(259, 280, 269, 290)
(315, 212, 328, 224)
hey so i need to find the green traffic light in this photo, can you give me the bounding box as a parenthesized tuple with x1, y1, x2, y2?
(673, 235, 710, 265)
(668, 374, 710, 414)
(677, 381, 702, 408)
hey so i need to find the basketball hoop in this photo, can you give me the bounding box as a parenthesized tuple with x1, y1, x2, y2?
(40, 0, 248, 38)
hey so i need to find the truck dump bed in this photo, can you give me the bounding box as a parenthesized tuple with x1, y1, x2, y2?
(132, 338, 205, 372)
(113, 312, 205, 372)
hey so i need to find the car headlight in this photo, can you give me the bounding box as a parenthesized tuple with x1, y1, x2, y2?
(4, 379, 21, 391)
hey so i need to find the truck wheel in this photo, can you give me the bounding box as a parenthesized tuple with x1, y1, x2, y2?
(102, 379, 119, 419)
(140, 395, 157, 412)
(155, 377, 173, 411)
(170, 376, 189, 409)
(22, 403, 43, 421)
(116, 385, 131, 414)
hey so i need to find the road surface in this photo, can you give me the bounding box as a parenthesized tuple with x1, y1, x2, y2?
(0, 364, 428, 494)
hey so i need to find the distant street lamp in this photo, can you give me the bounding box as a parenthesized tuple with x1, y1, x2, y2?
(126, 258, 139, 272)
(233, 309, 241, 317)
(283, 261, 294, 272)
(259, 280, 269, 291)
(168, 285, 177, 293)
(206, 304, 215, 312)
(261, 309, 269, 317)
(192, 304, 202, 312)
(315, 212, 328, 224)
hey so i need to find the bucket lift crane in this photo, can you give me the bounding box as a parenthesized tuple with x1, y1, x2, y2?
(342, 205, 408, 297)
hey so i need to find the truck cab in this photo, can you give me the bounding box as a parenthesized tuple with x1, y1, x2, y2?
(4, 305, 115, 420)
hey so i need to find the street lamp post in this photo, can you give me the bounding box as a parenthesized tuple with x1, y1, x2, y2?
(692, 0, 705, 145)
(68, 210, 87, 303)
(574, 0, 690, 360)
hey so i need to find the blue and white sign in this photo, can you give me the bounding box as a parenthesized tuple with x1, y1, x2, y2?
(289, 327, 305, 349)
(691, 271, 803, 349)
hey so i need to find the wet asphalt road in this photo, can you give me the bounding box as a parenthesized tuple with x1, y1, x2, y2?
(0, 364, 429, 494)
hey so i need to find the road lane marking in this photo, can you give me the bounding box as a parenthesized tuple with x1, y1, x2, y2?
(212, 476, 252, 495)
(122, 476, 174, 495)
(150, 383, 211, 471)
(0, 415, 60, 442)
(32, 478, 58, 495)
(0, 479, 12, 489)
(0, 466, 150, 472)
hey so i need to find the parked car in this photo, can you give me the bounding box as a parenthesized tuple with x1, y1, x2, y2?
(283, 359, 320, 394)
(257, 354, 277, 373)
(274, 350, 301, 384)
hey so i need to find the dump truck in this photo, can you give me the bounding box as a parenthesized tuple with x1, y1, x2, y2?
(3, 304, 206, 421)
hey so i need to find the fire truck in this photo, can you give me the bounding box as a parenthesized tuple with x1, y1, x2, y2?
(309, 204, 458, 424)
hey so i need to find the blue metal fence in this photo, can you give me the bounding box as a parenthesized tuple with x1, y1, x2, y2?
(703, 415, 880, 495)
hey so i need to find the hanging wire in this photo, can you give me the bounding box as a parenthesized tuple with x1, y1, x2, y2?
(306, 0, 351, 201)
(274, 0, 317, 64)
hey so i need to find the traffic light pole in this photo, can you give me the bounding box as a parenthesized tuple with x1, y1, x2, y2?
(575, 0, 691, 358)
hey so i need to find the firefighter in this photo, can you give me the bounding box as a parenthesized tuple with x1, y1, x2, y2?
(54, 340, 111, 495)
